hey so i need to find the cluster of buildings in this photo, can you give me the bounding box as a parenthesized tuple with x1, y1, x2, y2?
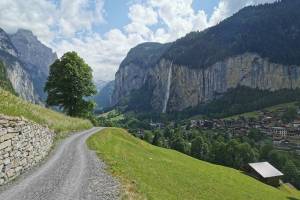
(190, 110, 300, 153)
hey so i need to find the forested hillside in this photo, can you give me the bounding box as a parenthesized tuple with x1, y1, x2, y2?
(164, 0, 300, 69)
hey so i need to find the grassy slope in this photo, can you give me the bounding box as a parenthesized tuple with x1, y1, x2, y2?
(99, 109, 125, 122)
(0, 89, 92, 133)
(224, 102, 297, 120)
(280, 184, 300, 197)
(87, 128, 300, 200)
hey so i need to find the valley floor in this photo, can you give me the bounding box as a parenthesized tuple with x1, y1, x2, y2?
(0, 127, 120, 200)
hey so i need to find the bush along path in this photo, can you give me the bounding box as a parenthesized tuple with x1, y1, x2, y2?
(0, 127, 120, 200)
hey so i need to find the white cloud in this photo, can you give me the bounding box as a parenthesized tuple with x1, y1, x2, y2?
(209, 0, 278, 25)
(0, 0, 105, 44)
(0, 0, 56, 44)
(128, 4, 158, 25)
(57, 0, 105, 37)
(0, 0, 278, 81)
(54, 28, 144, 81)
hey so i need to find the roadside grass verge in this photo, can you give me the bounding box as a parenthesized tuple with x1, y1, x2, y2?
(0, 89, 92, 134)
(87, 128, 300, 200)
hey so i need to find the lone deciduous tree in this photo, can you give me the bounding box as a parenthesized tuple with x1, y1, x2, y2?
(44, 52, 96, 118)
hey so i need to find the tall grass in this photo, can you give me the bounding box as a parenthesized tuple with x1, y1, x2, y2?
(0, 89, 92, 133)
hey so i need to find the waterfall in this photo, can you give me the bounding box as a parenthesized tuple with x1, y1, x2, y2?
(162, 66, 172, 113)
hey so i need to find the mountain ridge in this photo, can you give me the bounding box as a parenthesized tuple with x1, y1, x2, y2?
(112, 0, 300, 113)
(0, 28, 57, 103)
(10, 29, 58, 101)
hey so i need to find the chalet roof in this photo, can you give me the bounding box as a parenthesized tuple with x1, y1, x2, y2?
(271, 127, 286, 130)
(248, 162, 283, 178)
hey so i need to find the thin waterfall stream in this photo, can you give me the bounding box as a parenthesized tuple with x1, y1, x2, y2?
(162, 66, 172, 113)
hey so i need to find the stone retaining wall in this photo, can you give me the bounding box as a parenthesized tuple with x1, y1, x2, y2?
(0, 115, 54, 185)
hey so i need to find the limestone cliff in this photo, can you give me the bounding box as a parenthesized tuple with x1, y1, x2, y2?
(0, 28, 38, 103)
(112, 42, 170, 105)
(113, 53, 300, 112)
(5, 58, 38, 102)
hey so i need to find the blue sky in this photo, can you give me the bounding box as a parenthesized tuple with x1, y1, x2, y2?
(99, 0, 219, 34)
(193, 0, 220, 16)
(0, 0, 277, 81)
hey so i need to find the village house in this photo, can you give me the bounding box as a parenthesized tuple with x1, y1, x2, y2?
(190, 120, 204, 128)
(247, 162, 284, 187)
(150, 122, 164, 129)
(271, 127, 287, 141)
(292, 120, 300, 128)
(190, 120, 214, 129)
(287, 128, 300, 138)
(190, 120, 197, 128)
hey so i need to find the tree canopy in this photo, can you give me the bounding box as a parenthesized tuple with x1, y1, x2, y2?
(0, 61, 15, 94)
(164, 0, 300, 69)
(45, 52, 96, 118)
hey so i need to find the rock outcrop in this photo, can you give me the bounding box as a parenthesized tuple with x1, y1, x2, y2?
(0, 114, 54, 185)
(114, 53, 300, 112)
(112, 42, 170, 105)
(0, 28, 38, 103)
(0, 29, 17, 57)
(5, 58, 38, 102)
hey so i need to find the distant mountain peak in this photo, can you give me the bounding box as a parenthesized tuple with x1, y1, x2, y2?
(0, 28, 17, 57)
(9, 29, 58, 101)
(10, 29, 57, 72)
(15, 29, 35, 37)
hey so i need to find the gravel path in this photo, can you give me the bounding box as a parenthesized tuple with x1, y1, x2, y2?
(0, 127, 120, 200)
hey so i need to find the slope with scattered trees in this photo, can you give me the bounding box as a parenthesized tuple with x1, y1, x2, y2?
(163, 0, 300, 69)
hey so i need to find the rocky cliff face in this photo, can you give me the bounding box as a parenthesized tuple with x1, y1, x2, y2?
(155, 54, 300, 112)
(112, 42, 170, 105)
(0, 29, 38, 102)
(0, 28, 57, 103)
(94, 80, 115, 109)
(10, 29, 57, 74)
(0, 29, 17, 57)
(10, 29, 57, 101)
(113, 53, 300, 112)
(5, 58, 38, 102)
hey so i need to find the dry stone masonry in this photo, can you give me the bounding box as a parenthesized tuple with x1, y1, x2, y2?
(0, 114, 54, 185)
